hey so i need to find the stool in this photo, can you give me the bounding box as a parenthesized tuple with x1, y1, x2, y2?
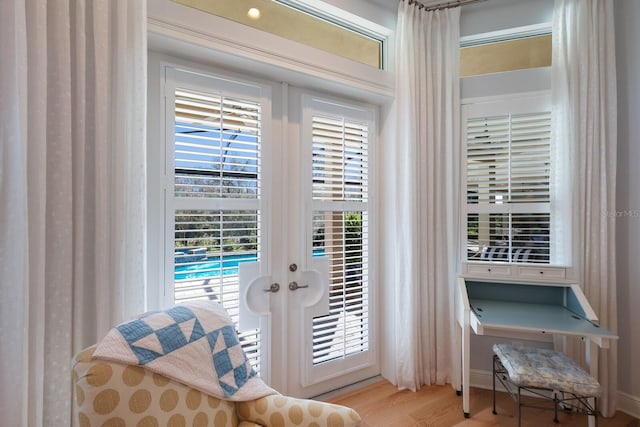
(492, 344, 601, 426)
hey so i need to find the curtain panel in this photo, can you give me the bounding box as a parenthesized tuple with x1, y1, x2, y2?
(383, 0, 460, 390)
(552, 0, 618, 417)
(0, 1, 147, 426)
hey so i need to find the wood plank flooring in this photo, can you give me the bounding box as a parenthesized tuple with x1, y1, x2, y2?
(328, 380, 640, 427)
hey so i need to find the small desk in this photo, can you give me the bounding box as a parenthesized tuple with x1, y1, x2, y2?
(455, 276, 617, 423)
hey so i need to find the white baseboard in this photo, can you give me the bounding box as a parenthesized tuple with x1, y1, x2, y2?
(472, 369, 640, 419)
(313, 375, 383, 401)
(617, 391, 640, 419)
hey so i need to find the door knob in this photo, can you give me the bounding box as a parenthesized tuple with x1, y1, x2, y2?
(264, 283, 280, 293)
(288, 281, 309, 291)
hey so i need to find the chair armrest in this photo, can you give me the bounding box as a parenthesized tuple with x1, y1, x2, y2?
(236, 394, 361, 427)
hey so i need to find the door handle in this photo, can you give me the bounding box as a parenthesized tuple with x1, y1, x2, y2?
(264, 283, 280, 293)
(288, 281, 309, 291)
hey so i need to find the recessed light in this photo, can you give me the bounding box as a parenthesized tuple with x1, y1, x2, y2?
(247, 7, 261, 19)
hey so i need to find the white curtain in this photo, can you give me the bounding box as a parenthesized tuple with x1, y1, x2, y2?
(0, 1, 147, 426)
(552, 0, 618, 417)
(384, 0, 460, 390)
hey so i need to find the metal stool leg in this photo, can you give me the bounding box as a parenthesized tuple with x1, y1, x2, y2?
(517, 387, 522, 427)
(492, 356, 497, 415)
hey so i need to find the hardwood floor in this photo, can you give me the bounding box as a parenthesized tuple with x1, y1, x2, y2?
(328, 380, 640, 427)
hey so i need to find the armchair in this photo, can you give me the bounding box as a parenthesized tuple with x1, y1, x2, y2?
(72, 299, 362, 426)
(74, 335, 361, 427)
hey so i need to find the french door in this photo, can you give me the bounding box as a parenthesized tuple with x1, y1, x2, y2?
(162, 66, 377, 397)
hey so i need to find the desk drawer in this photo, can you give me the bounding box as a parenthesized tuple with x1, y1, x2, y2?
(517, 266, 566, 280)
(465, 263, 511, 277)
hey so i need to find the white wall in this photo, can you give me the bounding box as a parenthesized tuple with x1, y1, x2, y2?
(461, 67, 551, 99)
(614, 0, 640, 409)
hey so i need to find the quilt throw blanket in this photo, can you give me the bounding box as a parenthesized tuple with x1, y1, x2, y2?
(93, 300, 277, 401)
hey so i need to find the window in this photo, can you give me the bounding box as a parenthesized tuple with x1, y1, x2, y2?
(463, 94, 552, 264)
(171, 0, 384, 68)
(459, 24, 552, 77)
(306, 101, 371, 365)
(166, 73, 267, 372)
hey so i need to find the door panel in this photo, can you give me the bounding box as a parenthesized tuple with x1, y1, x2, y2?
(286, 92, 377, 397)
(165, 67, 272, 377)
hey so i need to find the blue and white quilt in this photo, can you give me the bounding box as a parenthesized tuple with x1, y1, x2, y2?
(93, 300, 277, 401)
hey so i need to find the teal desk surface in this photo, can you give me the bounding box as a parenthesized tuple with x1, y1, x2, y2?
(469, 299, 616, 339)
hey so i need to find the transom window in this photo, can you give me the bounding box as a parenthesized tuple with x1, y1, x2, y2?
(171, 0, 384, 69)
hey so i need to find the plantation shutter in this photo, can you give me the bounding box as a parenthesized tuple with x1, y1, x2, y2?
(174, 89, 260, 199)
(310, 113, 370, 365)
(465, 104, 551, 264)
(170, 84, 263, 368)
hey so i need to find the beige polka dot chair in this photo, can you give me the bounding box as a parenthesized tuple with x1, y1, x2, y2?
(73, 346, 362, 427)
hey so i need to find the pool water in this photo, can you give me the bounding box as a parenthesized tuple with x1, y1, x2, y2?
(174, 254, 258, 281)
(174, 250, 326, 281)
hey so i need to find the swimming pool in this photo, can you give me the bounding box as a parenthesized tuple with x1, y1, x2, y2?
(174, 253, 258, 281)
(174, 250, 326, 281)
